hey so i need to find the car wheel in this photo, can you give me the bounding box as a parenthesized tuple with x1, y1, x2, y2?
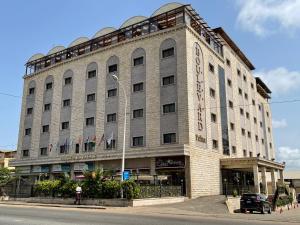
(261, 206, 265, 214)
(241, 209, 246, 213)
(250, 210, 253, 214)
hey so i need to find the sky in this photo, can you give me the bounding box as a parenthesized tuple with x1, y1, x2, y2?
(0, 0, 299, 170)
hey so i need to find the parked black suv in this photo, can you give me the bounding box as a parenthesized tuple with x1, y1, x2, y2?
(240, 193, 272, 214)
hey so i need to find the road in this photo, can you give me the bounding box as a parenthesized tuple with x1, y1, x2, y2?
(0, 205, 292, 225)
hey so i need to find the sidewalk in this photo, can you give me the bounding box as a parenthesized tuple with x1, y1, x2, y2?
(0, 201, 106, 210)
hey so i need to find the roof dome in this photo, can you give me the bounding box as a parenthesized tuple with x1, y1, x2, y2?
(93, 27, 116, 38)
(27, 53, 45, 63)
(47, 46, 65, 55)
(120, 16, 147, 28)
(68, 37, 89, 47)
(151, 2, 183, 17)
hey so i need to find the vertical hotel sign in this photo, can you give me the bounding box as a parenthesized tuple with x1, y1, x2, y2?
(193, 42, 207, 147)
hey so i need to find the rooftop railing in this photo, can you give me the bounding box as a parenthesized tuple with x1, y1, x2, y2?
(25, 5, 223, 76)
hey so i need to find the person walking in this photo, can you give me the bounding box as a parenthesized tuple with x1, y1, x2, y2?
(74, 185, 82, 205)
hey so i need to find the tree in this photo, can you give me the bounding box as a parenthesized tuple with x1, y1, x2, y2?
(0, 168, 12, 196)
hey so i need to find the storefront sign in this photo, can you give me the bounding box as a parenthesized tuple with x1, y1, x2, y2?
(61, 154, 97, 162)
(31, 165, 41, 173)
(18, 166, 31, 174)
(156, 157, 185, 168)
(193, 42, 207, 147)
(73, 163, 88, 171)
(52, 164, 62, 172)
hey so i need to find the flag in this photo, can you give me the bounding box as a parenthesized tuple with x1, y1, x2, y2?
(92, 135, 96, 142)
(56, 142, 60, 152)
(98, 134, 105, 146)
(106, 132, 113, 145)
(48, 144, 53, 152)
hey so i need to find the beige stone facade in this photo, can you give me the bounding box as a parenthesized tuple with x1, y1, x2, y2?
(11, 3, 283, 198)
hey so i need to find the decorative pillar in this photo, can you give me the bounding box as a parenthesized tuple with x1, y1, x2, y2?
(279, 170, 284, 185)
(261, 167, 268, 195)
(253, 164, 260, 193)
(271, 169, 277, 194)
(150, 157, 156, 176)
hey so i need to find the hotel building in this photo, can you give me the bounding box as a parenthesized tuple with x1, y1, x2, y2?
(11, 3, 284, 198)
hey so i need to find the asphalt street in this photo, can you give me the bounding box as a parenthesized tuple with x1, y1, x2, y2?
(0, 205, 293, 225)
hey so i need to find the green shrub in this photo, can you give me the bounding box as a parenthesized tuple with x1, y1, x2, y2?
(121, 179, 141, 200)
(59, 179, 77, 198)
(81, 170, 102, 198)
(35, 180, 61, 196)
(101, 180, 120, 198)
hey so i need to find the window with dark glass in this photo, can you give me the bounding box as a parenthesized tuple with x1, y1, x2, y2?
(27, 107, 33, 115)
(229, 100, 233, 108)
(46, 82, 53, 90)
(61, 121, 69, 130)
(86, 117, 94, 126)
(241, 128, 245, 135)
(226, 59, 231, 67)
(243, 75, 247, 82)
(133, 109, 143, 118)
(210, 88, 215, 98)
(237, 69, 241, 76)
(44, 103, 51, 111)
(107, 113, 116, 122)
(107, 88, 117, 97)
(244, 93, 248, 100)
(255, 135, 258, 141)
(240, 108, 244, 115)
(60, 145, 67, 154)
(25, 128, 31, 136)
(162, 75, 175, 86)
(260, 121, 263, 127)
(243, 149, 247, 157)
(211, 113, 217, 123)
(254, 117, 257, 124)
(108, 64, 117, 73)
(75, 144, 80, 154)
(252, 99, 256, 105)
(87, 93, 96, 102)
(212, 140, 218, 149)
(238, 88, 242, 95)
(22, 149, 29, 157)
(162, 47, 174, 58)
(251, 83, 254, 89)
(163, 103, 175, 113)
(106, 139, 116, 150)
(133, 82, 144, 92)
(40, 147, 47, 156)
(88, 70, 96, 79)
(29, 87, 35, 95)
(232, 146, 236, 154)
(133, 56, 144, 66)
(63, 99, 71, 107)
(246, 112, 249, 119)
(248, 131, 251, 138)
(65, 77, 72, 85)
(227, 79, 232, 87)
(42, 125, 49, 133)
(84, 142, 95, 152)
(230, 123, 235, 131)
(209, 63, 215, 73)
(132, 136, 144, 147)
(163, 133, 176, 144)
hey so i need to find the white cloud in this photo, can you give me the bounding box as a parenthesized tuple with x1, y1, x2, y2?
(235, 0, 300, 36)
(277, 146, 300, 170)
(254, 67, 300, 95)
(272, 119, 287, 128)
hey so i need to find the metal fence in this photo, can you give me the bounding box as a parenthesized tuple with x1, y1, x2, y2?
(139, 185, 183, 198)
(1, 180, 33, 198)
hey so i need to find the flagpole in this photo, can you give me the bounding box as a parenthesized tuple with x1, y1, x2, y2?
(112, 74, 127, 199)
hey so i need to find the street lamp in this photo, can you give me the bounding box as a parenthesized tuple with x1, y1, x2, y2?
(112, 74, 127, 192)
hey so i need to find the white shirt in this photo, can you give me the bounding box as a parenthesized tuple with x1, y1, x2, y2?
(76, 186, 82, 193)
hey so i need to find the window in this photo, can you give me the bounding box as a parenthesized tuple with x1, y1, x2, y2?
(133, 56, 144, 66)
(209, 88, 216, 98)
(133, 82, 143, 92)
(249, 152, 253, 157)
(42, 125, 49, 133)
(268, 127, 271, 133)
(60, 145, 67, 154)
(87, 93, 96, 102)
(243, 75, 247, 82)
(86, 117, 95, 126)
(25, 128, 31, 136)
(241, 128, 245, 136)
(266, 111, 269, 117)
(106, 139, 116, 150)
(88, 70, 96, 79)
(261, 139, 265, 144)
(107, 88, 117, 97)
(254, 117, 257, 124)
(163, 133, 176, 144)
(243, 149, 247, 157)
(163, 103, 176, 114)
(61, 121, 69, 130)
(22, 149, 29, 157)
(258, 105, 261, 111)
(247, 131, 251, 138)
(46, 82, 53, 90)
(228, 100, 233, 108)
(162, 75, 175, 86)
(232, 146, 236, 154)
(238, 88, 242, 95)
(132, 136, 144, 147)
(44, 103, 51, 111)
(162, 47, 174, 58)
(226, 59, 231, 67)
(29, 87, 35, 95)
(133, 109, 143, 118)
(244, 93, 248, 100)
(108, 64, 118, 73)
(246, 112, 249, 119)
(107, 113, 117, 122)
(63, 99, 71, 107)
(212, 140, 218, 149)
(251, 83, 254, 89)
(65, 77, 72, 85)
(227, 79, 232, 87)
(255, 135, 259, 142)
(237, 69, 241, 76)
(27, 107, 33, 115)
(75, 144, 80, 154)
(209, 63, 215, 73)
(84, 142, 95, 152)
(269, 143, 272, 149)
(230, 123, 235, 131)
(211, 113, 217, 123)
(240, 108, 244, 115)
(260, 121, 263, 127)
(252, 99, 255, 106)
(40, 147, 47, 156)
